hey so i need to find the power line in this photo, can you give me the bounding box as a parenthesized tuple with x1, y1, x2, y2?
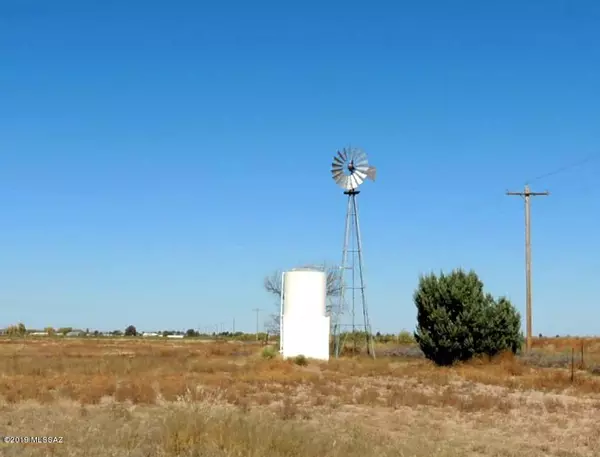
(506, 185, 549, 353)
(445, 154, 597, 242)
(525, 154, 598, 185)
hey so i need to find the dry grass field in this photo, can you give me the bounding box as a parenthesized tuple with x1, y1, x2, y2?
(1, 337, 600, 456)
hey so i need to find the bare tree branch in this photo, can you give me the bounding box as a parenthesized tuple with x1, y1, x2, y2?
(264, 270, 283, 297)
(263, 264, 342, 336)
(264, 313, 281, 336)
(263, 265, 342, 298)
(325, 268, 342, 297)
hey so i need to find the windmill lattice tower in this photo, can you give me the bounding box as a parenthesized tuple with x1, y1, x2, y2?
(330, 146, 377, 359)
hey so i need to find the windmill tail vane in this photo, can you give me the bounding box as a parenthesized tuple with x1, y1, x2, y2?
(365, 166, 377, 182)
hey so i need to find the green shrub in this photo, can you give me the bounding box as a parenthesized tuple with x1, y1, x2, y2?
(293, 355, 308, 366)
(397, 330, 415, 344)
(124, 325, 137, 337)
(261, 346, 277, 359)
(413, 268, 522, 366)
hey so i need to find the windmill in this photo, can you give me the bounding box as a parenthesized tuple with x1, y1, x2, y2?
(330, 146, 376, 359)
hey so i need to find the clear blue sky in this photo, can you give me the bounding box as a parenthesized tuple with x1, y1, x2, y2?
(1, 0, 599, 335)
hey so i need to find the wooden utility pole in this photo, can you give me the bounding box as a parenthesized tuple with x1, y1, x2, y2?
(506, 184, 549, 352)
(252, 308, 262, 341)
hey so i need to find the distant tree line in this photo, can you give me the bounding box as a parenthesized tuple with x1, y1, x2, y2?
(0, 322, 410, 345)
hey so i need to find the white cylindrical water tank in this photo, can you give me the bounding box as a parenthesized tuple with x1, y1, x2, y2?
(283, 268, 326, 318)
(280, 267, 330, 361)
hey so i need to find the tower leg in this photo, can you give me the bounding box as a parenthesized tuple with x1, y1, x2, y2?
(352, 195, 375, 359)
(333, 193, 353, 358)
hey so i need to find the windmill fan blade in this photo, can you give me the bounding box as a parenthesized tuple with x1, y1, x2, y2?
(348, 147, 356, 161)
(333, 169, 346, 180)
(353, 149, 367, 163)
(333, 154, 344, 164)
(354, 159, 368, 169)
(354, 158, 368, 168)
(348, 174, 357, 189)
(353, 169, 367, 181)
(352, 173, 365, 187)
(337, 150, 346, 162)
(347, 178, 356, 190)
(338, 179, 349, 189)
(332, 170, 345, 181)
(331, 162, 344, 171)
(354, 165, 370, 175)
(332, 157, 344, 167)
(339, 175, 352, 189)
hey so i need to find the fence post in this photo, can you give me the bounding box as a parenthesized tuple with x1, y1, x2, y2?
(571, 347, 575, 383)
